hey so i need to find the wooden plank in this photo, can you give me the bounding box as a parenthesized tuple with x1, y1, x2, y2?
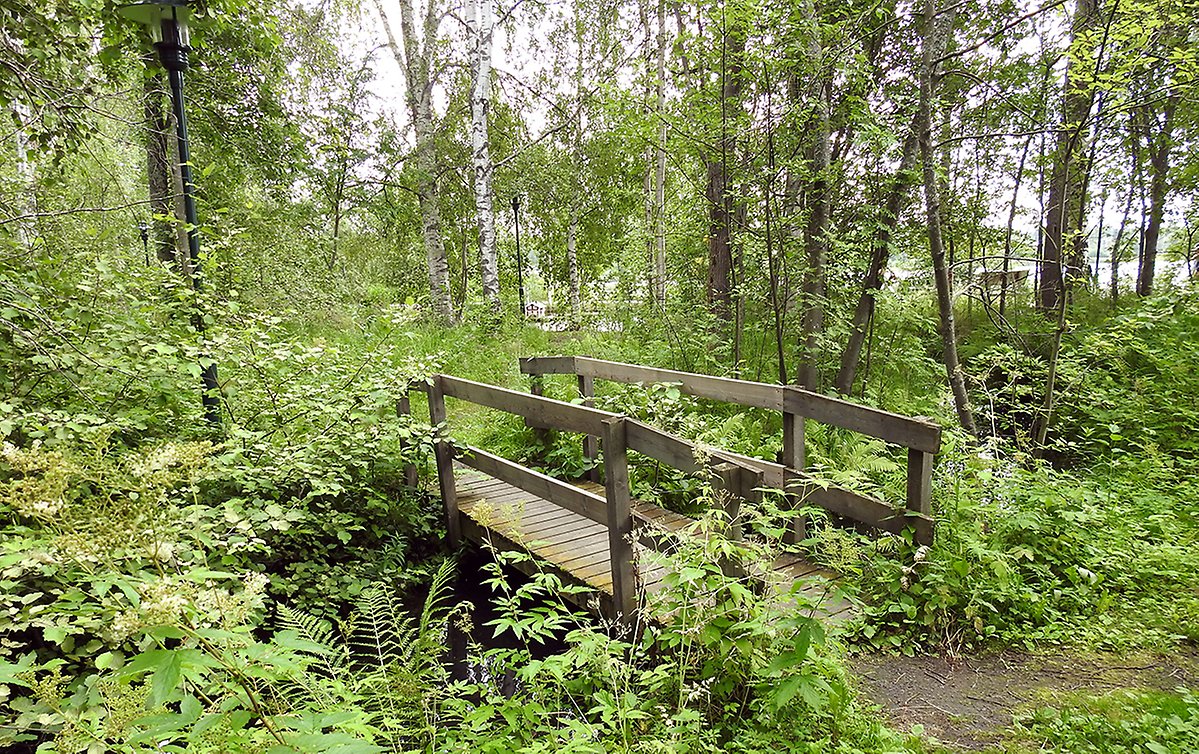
(802, 480, 934, 543)
(626, 419, 704, 473)
(456, 515, 607, 610)
(575, 357, 784, 411)
(709, 449, 934, 538)
(458, 446, 608, 524)
(519, 355, 578, 376)
(572, 554, 617, 584)
(625, 420, 762, 500)
(502, 504, 581, 529)
(459, 491, 538, 513)
(457, 482, 537, 503)
(784, 386, 941, 453)
(439, 374, 611, 436)
(575, 480, 605, 495)
(769, 552, 807, 571)
(603, 417, 637, 624)
(457, 474, 510, 491)
(428, 377, 461, 548)
(712, 462, 743, 541)
(518, 515, 605, 543)
(557, 538, 613, 570)
(633, 504, 694, 532)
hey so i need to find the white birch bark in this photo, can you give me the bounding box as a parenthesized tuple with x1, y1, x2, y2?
(470, 0, 499, 311)
(567, 209, 581, 318)
(12, 104, 38, 247)
(375, 0, 453, 322)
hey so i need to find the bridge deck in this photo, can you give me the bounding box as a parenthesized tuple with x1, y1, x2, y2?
(454, 464, 856, 622)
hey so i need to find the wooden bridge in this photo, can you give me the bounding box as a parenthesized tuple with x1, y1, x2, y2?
(399, 356, 941, 626)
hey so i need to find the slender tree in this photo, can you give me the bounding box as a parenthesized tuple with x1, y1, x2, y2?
(919, 0, 977, 436)
(469, 0, 500, 311)
(375, 0, 454, 322)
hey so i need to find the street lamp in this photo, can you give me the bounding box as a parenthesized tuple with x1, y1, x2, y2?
(138, 220, 149, 265)
(511, 195, 526, 319)
(119, 0, 221, 428)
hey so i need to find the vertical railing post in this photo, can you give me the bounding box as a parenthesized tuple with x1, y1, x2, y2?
(712, 462, 743, 542)
(527, 372, 550, 446)
(782, 399, 808, 544)
(905, 448, 935, 545)
(395, 387, 420, 489)
(602, 416, 636, 626)
(578, 371, 600, 483)
(427, 376, 461, 548)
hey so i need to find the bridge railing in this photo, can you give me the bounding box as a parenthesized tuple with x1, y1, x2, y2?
(519, 355, 940, 545)
(399, 374, 764, 621)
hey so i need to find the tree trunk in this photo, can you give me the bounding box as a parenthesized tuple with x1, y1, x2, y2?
(652, 0, 668, 306)
(705, 13, 745, 321)
(835, 117, 919, 395)
(377, 0, 453, 323)
(1136, 96, 1177, 297)
(567, 208, 581, 321)
(1110, 143, 1138, 305)
(1039, 0, 1098, 313)
(919, 0, 977, 437)
(798, 53, 831, 391)
(143, 66, 182, 270)
(470, 0, 499, 312)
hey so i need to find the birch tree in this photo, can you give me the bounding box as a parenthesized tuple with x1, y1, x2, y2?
(375, 0, 454, 322)
(469, 0, 500, 311)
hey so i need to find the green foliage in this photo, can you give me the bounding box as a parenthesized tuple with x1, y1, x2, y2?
(1053, 287, 1199, 461)
(432, 526, 921, 753)
(1006, 688, 1199, 754)
(854, 443, 1199, 653)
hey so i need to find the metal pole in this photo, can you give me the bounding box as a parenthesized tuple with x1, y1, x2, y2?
(512, 195, 526, 319)
(162, 36, 221, 427)
(139, 222, 150, 266)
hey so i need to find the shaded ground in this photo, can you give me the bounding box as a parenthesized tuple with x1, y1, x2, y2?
(851, 649, 1199, 751)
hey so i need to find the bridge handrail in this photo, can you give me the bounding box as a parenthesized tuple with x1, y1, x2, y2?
(518, 355, 938, 545)
(520, 356, 941, 452)
(399, 374, 769, 622)
(458, 445, 608, 524)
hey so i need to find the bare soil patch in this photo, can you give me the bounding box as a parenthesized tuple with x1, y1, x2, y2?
(850, 649, 1199, 751)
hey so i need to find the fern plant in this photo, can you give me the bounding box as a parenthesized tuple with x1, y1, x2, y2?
(275, 558, 458, 752)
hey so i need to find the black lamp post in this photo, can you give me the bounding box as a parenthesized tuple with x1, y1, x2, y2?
(138, 221, 150, 265)
(119, 0, 221, 428)
(511, 195, 526, 319)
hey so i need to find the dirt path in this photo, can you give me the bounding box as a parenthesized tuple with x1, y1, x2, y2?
(850, 649, 1199, 751)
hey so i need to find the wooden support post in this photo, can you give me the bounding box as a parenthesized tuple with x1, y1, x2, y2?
(782, 411, 808, 544)
(528, 373, 550, 445)
(905, 448, 935, 545)
(427, 377, 461, 548)
(710, 462, 752, 581)
(395, 391, 419, 489)
(712, 462, 743, 541)
(578, 373, 600, 483)
(602, 416, 636, 626)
